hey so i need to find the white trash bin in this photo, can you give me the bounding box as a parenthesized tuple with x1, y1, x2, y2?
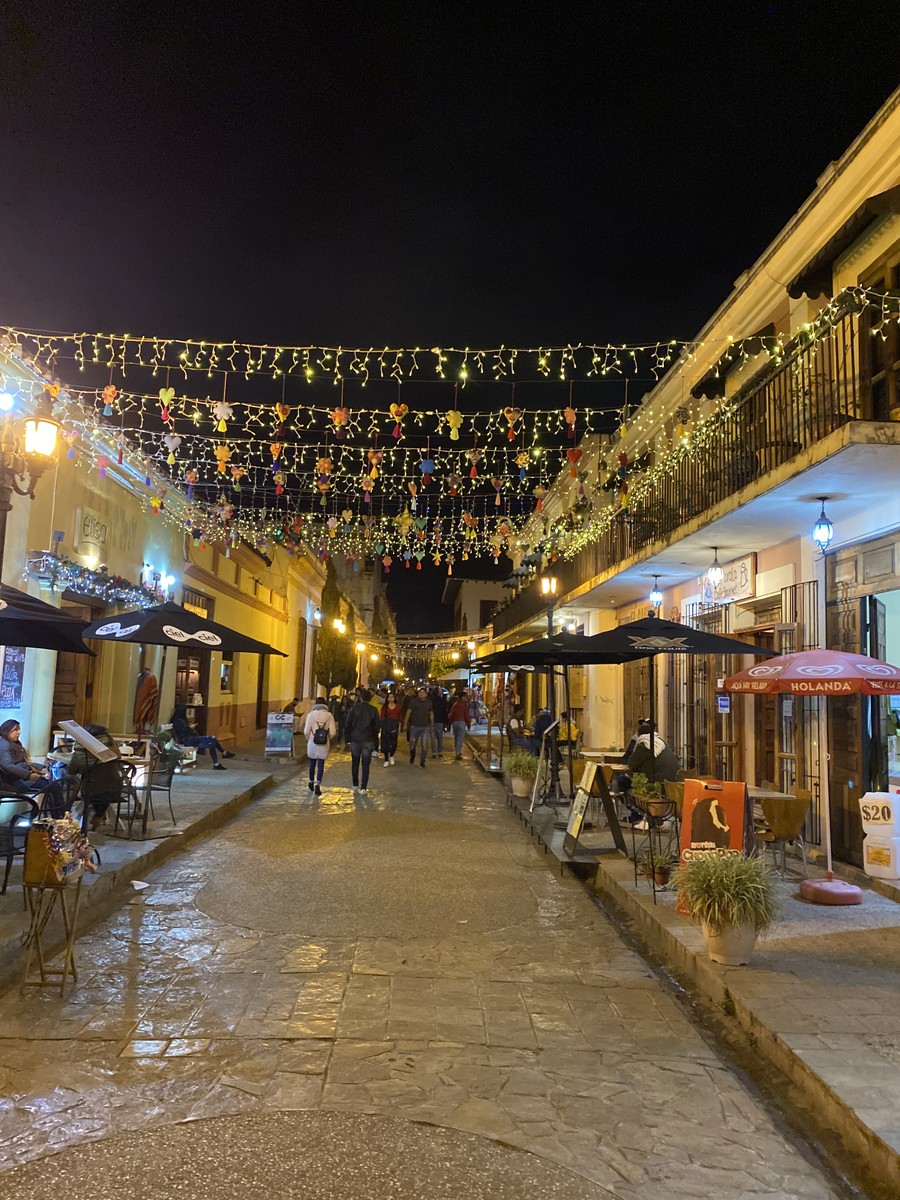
(858, 792, 900, 881)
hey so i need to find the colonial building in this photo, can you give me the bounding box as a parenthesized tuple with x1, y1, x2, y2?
(486, 86, 900, 868)
(0, 347, 329, 752)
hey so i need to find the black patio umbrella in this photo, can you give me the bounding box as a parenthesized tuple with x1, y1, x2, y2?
(475, 631, 647, 670)
(476, 632, 647, 796)
(0, 583, 93, 654)
(82, 601, 286, 725)
(82, 601, 286, 656)
(580, 616, 775, 771)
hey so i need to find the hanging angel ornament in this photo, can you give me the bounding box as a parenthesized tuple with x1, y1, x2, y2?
(214, 444, 232, 473)
(389, 401, 408, 439)
(408, 480, 418, 511)
(367, 449, 382, 478)
(275, 401, 291, 426)
(327, 516, 339, 538)
(564, 404, 577, 440)
(491, 476, 503, 507)
(466, 447, 482, 480)
(270, 441, 284, 466)
(567, 447, 582, 477)
(515, 451, 529, 481)
(63, 430, 78, 460)
(395, 509, 413, 537)
(97, 453, 110, 479)
(446, 472, 461, 496)
(341, 507, 354, 532)
(274, 471, 285, 495)
(382, 553, 393, 574)
(163, 432, 182, 465)
(230, 464, 246, 491)
(403, 549, 412, 569)
(209, 399, 231, 432)
(102, 384, 118, 416)
(445, 552, 455, 575)
(159, 386, 175, 423)
(446, 408, 463, 440)
(503, 406, 522, 442)
(360, 474, 376, 503)
(419, 458, 435, 488)
(116, 432, 126, 465)
(533, 484, 547, 512)
(184, 468, 198, 499)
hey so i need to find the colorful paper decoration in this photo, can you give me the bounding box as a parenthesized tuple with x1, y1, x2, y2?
(102, 384, 118, 416)
(97, 453, 110, 479)
(163, 432, 182, 464)
(503, 406, 522, 441)
(446, 409, 463, 439)
(389, 401, 408, 439)
(419, 458, 435, 486)
(159, 386, 175, 422)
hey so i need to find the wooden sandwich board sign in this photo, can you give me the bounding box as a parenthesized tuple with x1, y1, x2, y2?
(563, 760, 626, 857)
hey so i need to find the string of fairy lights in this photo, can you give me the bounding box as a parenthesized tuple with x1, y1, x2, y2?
(1, 287, 896, 570)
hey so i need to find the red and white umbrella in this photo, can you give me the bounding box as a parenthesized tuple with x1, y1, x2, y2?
(725, 648, 900, 696)
(724, 648, 900, 905)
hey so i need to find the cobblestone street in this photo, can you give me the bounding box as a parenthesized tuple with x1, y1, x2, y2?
(0, 753, 856, 1198)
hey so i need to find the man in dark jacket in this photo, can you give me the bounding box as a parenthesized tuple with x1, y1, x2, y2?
(343, 690, 381, 795)
(405, 687, 434, 767)
(627, 720, 680, 783)
(429, 688, 449, 759)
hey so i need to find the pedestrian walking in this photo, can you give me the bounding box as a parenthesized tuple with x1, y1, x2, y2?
(429, 687, 449, 759)
(303, 697, 337, 796)
(448, 692, 471, 759)
(379, 694, 402, 766)
(344, 689, 381, 795)
(405, 686, 434, 767)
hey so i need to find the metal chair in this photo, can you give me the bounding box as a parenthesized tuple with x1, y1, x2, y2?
(0, 796, 39, 904)
(756, 792, 811, 876)
(149, 755, 178, 825)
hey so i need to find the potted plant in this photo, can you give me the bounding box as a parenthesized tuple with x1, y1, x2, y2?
(673, 853, 778, 965)
(630, 772, 669, 819)
(505, 748, 540, 798)
(641, 851, 675, 887)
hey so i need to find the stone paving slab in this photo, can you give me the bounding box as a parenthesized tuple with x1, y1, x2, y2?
(0, 752, 852, 1197)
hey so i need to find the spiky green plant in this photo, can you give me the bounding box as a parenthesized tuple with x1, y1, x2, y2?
(505, 748, 541, 780)
(673, 853, 778, 935)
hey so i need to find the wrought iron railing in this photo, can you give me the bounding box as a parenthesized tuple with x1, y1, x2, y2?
(494, 293, 895, 637)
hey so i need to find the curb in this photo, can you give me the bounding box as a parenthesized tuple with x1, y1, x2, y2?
(1, 773, 276, 988)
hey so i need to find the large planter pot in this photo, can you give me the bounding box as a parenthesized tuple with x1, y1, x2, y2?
(701, 921, 757, 966)
(510, 775, 533, 798)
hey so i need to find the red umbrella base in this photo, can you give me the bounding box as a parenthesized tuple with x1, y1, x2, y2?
(799, 874, 863, 906)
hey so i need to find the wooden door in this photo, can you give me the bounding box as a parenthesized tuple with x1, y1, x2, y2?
(51, 600, 101, 729)
(753, 631, 778, 784)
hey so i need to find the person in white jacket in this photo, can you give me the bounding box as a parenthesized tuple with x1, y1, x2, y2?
(303, 697, 337, 795)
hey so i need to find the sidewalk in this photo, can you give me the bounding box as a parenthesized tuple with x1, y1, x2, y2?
(498, 781, 900, 1196)
(0, 744, 294, 984)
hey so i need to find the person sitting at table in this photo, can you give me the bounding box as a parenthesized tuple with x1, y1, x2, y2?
(0, 718, 67, 816)
(171, 706, 235, 770)
(557, 710, 579, 747)
(532, 706, 553, 746)
(615, 718, 680, 826)
(507, 705, 537, 753)
(69, 724, 129, 831)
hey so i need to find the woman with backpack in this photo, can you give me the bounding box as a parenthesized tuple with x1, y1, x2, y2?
(303, 697, 337, 796)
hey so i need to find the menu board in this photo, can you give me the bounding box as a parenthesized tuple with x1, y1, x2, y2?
(0, 647, 26, 708)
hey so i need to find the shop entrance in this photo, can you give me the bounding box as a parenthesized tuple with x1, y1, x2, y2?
(51, 597, 104, 728)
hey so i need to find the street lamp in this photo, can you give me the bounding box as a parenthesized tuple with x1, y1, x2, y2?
(811, 498, 834, 554)
(333, 617, 346, 633)
(0, 394, 60, 577)
(541, 574, 558, 637)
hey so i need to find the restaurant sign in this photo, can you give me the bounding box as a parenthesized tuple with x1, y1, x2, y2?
(75, 505, 109, 563)
(702, 552, 756, 605)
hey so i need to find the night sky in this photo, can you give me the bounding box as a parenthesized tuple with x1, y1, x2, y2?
(2, 2, 897, 630)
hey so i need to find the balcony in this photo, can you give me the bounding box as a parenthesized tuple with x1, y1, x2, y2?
(493, 291, 900, 638)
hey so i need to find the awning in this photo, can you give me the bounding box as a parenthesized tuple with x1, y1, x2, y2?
(787, 185, 900, 300)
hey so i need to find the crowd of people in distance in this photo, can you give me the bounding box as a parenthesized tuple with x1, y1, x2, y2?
(293, 683, 479, 797)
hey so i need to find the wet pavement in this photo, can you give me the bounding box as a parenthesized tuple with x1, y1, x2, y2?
(0, 750, 858, 1198)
